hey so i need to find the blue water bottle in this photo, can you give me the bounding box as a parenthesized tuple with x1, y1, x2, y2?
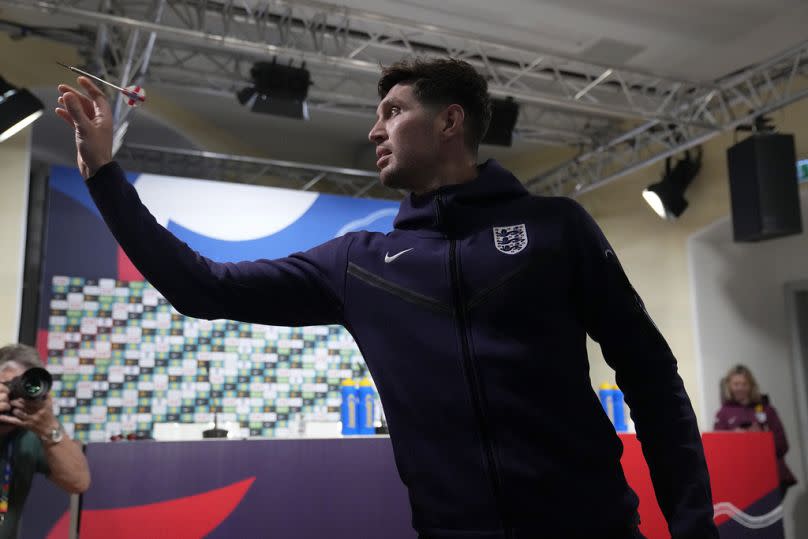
(357, 378, 376, 435)
(598, 382, 613, 419)
(611, 384, 628, 432)
(341, 379, 358, 435)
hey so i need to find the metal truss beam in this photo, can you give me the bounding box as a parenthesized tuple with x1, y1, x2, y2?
(115, 142, 401, 199)
(4, 0, 807, 194)
(1, 0, 619, 146)
(139, 47, 614, 146)
(6, 0, 712, 125)
(526, 41, 808, 196)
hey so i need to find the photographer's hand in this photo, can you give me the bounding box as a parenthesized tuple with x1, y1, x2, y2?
(0, 384, 11, 415)
(0, 394, 91, 493)
(0, 394, 58, 441)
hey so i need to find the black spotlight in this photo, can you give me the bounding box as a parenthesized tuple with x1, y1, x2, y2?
(643, 148, 702, 219)
(0, 76, 44, 143)
(236, 60, 311, 120)
(482, 96, 519, 147)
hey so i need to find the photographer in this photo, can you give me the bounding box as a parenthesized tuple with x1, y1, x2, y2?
(0, 345, 89, 538)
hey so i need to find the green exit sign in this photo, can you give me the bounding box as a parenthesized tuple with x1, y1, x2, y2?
(800, 159, 808, 184)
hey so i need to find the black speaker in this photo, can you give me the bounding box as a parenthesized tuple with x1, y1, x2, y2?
(726, 133, 802, 242)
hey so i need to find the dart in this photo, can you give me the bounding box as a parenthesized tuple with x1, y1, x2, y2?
(56, 61, 146, 107)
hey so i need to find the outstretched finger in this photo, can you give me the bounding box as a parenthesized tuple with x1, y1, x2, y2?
(55, 106, 76, 128)
(55, 95, 77, 124)
(61, 92, 91, 129)
(76, 76, 105, 99)
(58, 83, 96, 120)
(77, 76, 112, 115)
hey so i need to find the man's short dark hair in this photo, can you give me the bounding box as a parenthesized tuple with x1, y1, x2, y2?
(0, 344, 43, 371)
(378, 57, 492, 154)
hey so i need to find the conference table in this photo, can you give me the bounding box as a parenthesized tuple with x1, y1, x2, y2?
(24, 432, 783, 539)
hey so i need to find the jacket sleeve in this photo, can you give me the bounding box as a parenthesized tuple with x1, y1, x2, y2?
(566, 200, 717, 539)
(86, 162, 349, 327)
(765, 405, 789, 458)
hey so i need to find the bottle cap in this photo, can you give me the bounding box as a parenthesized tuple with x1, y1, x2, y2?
(359, 378, 373, 387)
(341, 378, 355, 387)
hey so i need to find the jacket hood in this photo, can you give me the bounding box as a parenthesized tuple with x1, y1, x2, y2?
(393, 159, 529, 234)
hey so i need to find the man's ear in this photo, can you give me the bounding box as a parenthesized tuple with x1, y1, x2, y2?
(440, 104, 465, 139)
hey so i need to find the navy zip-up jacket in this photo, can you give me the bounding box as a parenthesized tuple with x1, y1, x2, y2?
(87, 160, 717, 539)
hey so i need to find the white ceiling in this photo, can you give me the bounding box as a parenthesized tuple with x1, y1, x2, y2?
(337, 0, 808, 81)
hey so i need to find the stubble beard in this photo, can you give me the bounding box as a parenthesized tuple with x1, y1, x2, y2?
(379, 161, 411, 191)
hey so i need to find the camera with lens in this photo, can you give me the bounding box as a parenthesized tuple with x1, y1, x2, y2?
(3, 367, 52, 403)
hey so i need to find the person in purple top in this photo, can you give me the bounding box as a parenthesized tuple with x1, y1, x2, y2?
(55, 58, 718, 539)
(713, 364, 797, 497)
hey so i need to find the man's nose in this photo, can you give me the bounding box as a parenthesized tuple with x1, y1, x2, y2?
(368, 120, 386, 143)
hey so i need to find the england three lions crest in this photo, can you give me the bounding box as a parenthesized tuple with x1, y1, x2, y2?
(493, 224, 528, 255)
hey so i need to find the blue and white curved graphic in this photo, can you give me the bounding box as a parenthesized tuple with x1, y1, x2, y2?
(135, 175, 320, 241)
(49, 166, 398, 262)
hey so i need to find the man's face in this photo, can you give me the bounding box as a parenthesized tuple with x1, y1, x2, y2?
(368, 83, 442, 192)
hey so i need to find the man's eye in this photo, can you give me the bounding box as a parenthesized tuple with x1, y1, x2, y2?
(390, 106, 401, 115)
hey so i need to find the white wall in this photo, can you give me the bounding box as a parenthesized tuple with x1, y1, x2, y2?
(0, 129, 31, 344)
(689, 188, 808, 539)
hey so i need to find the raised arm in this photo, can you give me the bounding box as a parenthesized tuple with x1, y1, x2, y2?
(567, 200, 717, 539)
(56, 77, 348, 327)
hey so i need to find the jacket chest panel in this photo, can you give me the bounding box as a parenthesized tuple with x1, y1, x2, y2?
(346, 236, 453, 320)
(458, 224, 571, 316)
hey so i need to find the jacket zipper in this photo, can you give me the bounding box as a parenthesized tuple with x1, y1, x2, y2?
(437, 196, 510, 536)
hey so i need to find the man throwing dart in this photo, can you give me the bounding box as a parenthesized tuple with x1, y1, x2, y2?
(56, 59, 717, 539)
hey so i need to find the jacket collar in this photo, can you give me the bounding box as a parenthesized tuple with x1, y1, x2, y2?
(393, 159, 529, 234)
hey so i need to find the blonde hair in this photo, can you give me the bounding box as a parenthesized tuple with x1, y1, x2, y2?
(720, 364, 762, 405)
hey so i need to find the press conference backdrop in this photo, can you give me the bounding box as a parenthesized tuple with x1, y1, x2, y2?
(38, 167, 398, 442)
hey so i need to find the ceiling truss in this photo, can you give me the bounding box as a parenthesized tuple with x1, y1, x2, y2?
(527, 41, 808, 196)
(2, 0, 808, 196)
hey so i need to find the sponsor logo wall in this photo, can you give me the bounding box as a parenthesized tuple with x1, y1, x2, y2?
(41, 167, 397, 442)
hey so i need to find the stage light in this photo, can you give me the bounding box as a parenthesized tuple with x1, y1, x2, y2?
(0, 76, 44, 143)
(236, 60, 311, 120)
(643, 149, 701, 219)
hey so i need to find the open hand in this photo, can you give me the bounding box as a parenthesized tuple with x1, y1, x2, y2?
(55, 76, 113, 179)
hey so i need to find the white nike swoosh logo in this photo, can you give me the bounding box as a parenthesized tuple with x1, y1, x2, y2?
(384, 248, 414, 263)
